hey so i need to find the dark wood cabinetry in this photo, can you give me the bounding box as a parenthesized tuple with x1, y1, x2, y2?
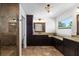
(63, 38, 78, 56)
(50, 37, 79, 56)
(28, 35, 52, 46)
(77, 44, 79, 56)
(55, 40, 63, 53)
(28, 35, 64, 46)
(27, 15, 33, 36)
(27, 15, 33, 46)
(50, 37, 63, 53)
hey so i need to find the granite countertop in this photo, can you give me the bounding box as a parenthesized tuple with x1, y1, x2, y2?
(33, 32, 53, 35)
(33, 32, 79, 42)
(48, 35, 63, 41)
(64, 36, 79, 42)
(33, 32, 63, 41)
(48, 35, 79, 42)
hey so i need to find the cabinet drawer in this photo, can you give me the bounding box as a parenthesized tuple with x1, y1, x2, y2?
(63, 38, 77, 48)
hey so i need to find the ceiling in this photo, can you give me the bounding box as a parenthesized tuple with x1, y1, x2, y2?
(21, 3, 77, 18)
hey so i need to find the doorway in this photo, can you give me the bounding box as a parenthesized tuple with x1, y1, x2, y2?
(77, 15, 79, 35)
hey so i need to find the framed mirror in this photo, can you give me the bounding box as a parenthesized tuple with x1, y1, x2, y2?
(34, 23, 45, 32)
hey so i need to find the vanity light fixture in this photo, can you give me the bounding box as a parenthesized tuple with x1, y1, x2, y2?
(76, 7, 79, 13)
(38, 18, 41, 21)
(77, 7, 79, 9)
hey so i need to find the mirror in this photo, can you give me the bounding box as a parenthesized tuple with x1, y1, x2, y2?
(34, 23, 45, 32)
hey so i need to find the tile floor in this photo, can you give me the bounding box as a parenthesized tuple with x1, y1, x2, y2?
(22, 46, 64, 56)
(1, 46, 16, 56)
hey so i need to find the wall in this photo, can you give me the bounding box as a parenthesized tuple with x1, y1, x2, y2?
(19, 4, 27, 49)
(21, 3, 77, 34)
(33, 15, 56, 33)
(46, 18, 56, 33)
(56, 5, 79, 36)
(0, 4, 19, 33)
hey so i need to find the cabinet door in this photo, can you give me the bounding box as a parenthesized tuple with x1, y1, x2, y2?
(50, 37, 57, 46)
(40, 37, 51, 46)
(77, 48, 79, 56)
(29, 35, 41, 46)
(64, 46, 76, 56)
(54, 38, 63, 53)
(27, 15, 33, 46)
(63, 38, 77, 56)
(27, 15, 33, 36)
(31, 35, 51, 46)
(35, 35, 48, 46)
(77, 43, 79, 56)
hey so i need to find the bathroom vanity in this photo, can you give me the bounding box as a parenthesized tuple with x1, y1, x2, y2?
(27, 15, 79, 56)
(63, 36, 79, 56)
(50, 35, 79, 56)
(27, 31, 79, 56)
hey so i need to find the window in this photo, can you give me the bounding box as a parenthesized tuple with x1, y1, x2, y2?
(58, 17, 72, 29)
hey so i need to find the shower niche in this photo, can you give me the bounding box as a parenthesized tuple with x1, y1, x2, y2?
(8, 17, 17, 34)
